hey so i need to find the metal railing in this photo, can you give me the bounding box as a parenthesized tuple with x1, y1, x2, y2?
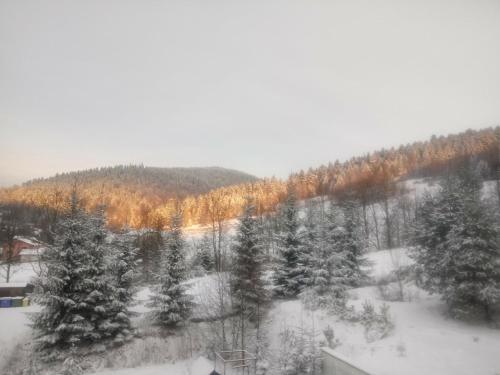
(214, 350, 256, 375)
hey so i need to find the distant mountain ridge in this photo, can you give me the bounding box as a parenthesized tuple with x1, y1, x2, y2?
(22, 165, 258, 198)
(1, 127, 499, 230)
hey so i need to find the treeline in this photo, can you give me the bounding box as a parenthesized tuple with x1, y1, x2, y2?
(178, 126, 500, 228)
(1, 127, 499, 230)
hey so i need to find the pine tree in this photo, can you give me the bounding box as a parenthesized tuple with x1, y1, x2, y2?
(231, 198, 268, 350)
(413, 167, 500, 320)
(320, 203, 351, 296)
(444, 195, 500, 319)
(107, 230, 139, 344)
(339, 198, 366, 286)
(306, 200, 362, 300)
(197, 233, 215, 272)
(413, 176, 463, 293)
(273, 191, 306, 297)
(301, 203, 320, 288)
(32, 200, 127, 359)
(148, 213, 192, 327)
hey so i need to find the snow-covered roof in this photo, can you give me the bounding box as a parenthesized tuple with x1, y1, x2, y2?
(19, 247, 45, 256)
(13, 236, 40, 246)
(0, 282, 28, 288)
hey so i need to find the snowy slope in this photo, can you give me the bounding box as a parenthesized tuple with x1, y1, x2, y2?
(265, 249, 500, 375)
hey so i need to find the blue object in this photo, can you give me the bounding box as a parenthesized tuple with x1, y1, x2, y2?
(0, 298, 12, 308)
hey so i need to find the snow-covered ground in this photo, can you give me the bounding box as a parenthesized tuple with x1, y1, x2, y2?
(0, 261, 40, 283)
(268, 289, 500, 375)
(0, 305, 38, 368)
(93, 357, 212, 375)
(1, 249, 500, 374)
(266, 248, 500, 375)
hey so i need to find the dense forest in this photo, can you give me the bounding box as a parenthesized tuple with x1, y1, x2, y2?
(0, 166, 258, 228)
(0, 127, 499, 229)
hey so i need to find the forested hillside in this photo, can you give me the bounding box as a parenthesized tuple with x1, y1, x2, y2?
(1, 127, 499, 229)
(179, 126, 500, 227)
(0, 166, 258, 228)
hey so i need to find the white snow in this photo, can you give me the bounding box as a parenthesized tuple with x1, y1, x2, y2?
(364, 248, 413, 281)
(0, 305, 37, 368)
(266, 248, 500, 375)
(93, 357, 213, 375)
(0, 261, 39, 283)
(0, 282, 28, 288)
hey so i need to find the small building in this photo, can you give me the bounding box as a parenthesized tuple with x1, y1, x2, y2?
(0, 282, 33, 298)
(1, 236, 45, 263)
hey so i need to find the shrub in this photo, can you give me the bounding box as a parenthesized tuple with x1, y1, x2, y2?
(361, 301, 395, 343)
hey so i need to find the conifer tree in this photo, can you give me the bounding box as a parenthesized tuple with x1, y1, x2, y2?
(231, 198, 268, 350)
(32, 198, 128, 359)
(320, 203, 351, 296)
(444, 195, 500, 319)
(197, 233, 215, 272)
(339, 198, 366, 286)
(148, 213, 192, 327)
(306, 200, 362, 300)
(301, 203, 320, 288)
(413, 167, 500, 319)
(273, 191, 306, 297)
(107, 230, 139, 343)
(413, 176, 463, 293)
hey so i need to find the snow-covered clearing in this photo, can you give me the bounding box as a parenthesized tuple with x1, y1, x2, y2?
(93, 357, 212, 375)
(268, 289, 500, 375)
(266, 248, 500, 375)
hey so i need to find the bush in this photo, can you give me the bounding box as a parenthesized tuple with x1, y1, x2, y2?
(300, 287, 355, 321)
(277, 326, 322, 375)
(361, 301, 394, 343)
(322, 325, 340, 349)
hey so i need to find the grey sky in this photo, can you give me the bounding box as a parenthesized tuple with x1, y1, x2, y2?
(1, 0, 500, 186)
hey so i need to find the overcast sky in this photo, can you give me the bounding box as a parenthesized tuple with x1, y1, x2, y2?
(1, 0, 500, 186)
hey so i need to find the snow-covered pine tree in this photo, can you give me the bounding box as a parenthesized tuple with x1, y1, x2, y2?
(412, 175, 463, 293)
(273, 190, 306, 297)
(107, 229, 139, 344)
(318, 203, 350, 297)
(231, 198, 268, 350)
(444, 192, 500, 319)
(32, 198, 128, 359)
(339, 197, 366, 286)
(197, 233, 215, 272)
(148, 212, 192, 327)
(413, 166, 500, 320)
(301, 202, 320, 288)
